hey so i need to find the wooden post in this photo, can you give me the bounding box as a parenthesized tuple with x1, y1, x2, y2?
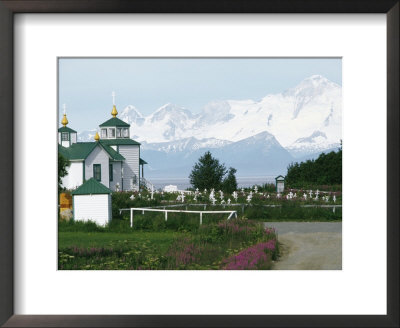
(165, 211, 168, 221)
(200, 212, 202, 225)
(130, 209, 133, 228)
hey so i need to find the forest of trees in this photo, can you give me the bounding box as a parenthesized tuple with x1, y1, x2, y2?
(285, 144, 342, 187)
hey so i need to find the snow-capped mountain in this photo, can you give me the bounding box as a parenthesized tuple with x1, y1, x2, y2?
(77, 129, 97, 142)
(78, 75, 341, 176)
(119, 105, 145, 127)
(140, 131, 293, 177)
(141, 137, 232, 154)
(128, 103, 197, 141)
(117, 75, 341, 150)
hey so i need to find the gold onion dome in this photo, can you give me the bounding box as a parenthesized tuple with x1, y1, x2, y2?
(94, 132, 100, 141)
(61, 114, 68, 127)
(111, 105, 118, 117)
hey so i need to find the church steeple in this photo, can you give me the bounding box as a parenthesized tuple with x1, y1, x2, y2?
(99, 92, 130, 139)
(111, 91, 118, 117)
(58, 104, 77, 148)
(61, 104, 69, 126)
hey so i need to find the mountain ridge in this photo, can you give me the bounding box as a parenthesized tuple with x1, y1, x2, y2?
(77, 75, 341, 176)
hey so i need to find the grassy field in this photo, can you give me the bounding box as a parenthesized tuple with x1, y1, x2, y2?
(59, 231, 180, 251)
(58, 218, 279, 270)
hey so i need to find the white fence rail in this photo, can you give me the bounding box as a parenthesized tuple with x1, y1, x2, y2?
(119, 207, 238, 228)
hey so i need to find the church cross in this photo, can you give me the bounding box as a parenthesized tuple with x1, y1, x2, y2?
(112, 91, 116, 105)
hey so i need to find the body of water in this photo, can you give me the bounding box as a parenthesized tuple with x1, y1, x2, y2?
(148, 176, 276, 190)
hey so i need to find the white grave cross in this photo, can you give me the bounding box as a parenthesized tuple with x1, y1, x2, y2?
(233, 191, 238, 202)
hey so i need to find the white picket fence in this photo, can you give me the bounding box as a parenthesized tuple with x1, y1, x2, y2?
(119, 207, 238, 228)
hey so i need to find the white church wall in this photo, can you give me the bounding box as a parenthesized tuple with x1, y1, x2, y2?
(62, 162, 83, 190)
(109, 161, 122, 191)
(73, 194, 111, 226)
(119, 145, 139, 191)
(85, 145, 110, 188)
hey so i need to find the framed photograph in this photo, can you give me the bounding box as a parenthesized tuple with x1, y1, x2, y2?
(0, 1, 398, 327)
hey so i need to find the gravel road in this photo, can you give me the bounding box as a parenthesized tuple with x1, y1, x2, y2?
(264, 222, 342, 270)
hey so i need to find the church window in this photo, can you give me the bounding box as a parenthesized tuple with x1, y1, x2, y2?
(109, 164, 113, 181)
(61, 132, 69, 141)
(108, 128, 116, 138)
(101, 129, 107, 138)
(93, 164, 101, 181)
(116, 128, 122, 138)
(123, 128, 129, 138)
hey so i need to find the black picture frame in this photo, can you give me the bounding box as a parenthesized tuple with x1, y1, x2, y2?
(0, 1, 398, 327)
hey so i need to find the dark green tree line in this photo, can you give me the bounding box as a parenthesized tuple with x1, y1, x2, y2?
(285, 144, 342, 187)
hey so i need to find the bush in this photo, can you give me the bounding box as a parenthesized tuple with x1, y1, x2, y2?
(242, 204, 341, 221)
(111, 191, 161, 219)
(58, 219, 105, 232)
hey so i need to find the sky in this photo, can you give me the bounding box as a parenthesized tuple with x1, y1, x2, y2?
(58, 58, 342, 132)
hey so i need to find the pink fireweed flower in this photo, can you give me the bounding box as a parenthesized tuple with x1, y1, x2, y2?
(222, 240, 276, 270)
(265, 227, 276, 235)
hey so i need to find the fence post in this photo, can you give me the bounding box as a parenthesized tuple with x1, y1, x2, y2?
(165, 211, 168, 221)
(142, 210, 144, 215)
(200, 212, 202, 225)
(130, 209, 133, 228)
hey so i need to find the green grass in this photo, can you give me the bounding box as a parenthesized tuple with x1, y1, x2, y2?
(58, 218, 278, 270)
(59, 231, 180, 251)
(58, 230, 182, 270)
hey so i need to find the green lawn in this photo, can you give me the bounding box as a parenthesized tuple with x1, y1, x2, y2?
(59, 231, 180, 251)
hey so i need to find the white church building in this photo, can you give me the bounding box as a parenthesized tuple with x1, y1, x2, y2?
(58, 101, 148, 192)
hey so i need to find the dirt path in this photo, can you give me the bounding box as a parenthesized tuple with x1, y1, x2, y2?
(264, 222, 342, 270)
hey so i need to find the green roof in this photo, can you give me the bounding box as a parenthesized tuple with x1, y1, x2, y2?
(59, 142, 126, 161)
(59, 143, 97, 160)
(99, 140, 125, 161)
(140, 158, 147, 165)
(99, 117, 130, 128)
(72, 178, 112, 195)
(100, 138, 141, 146)
(58, 126, 77, 133)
